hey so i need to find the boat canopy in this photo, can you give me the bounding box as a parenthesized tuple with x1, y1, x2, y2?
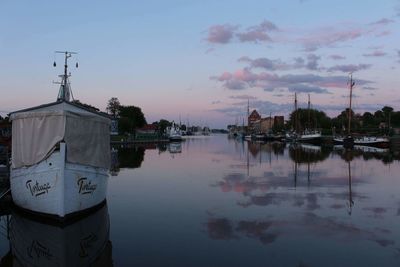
(10, 101, 111, 169)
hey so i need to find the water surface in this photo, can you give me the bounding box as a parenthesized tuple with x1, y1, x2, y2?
(2, 135, 400, 266)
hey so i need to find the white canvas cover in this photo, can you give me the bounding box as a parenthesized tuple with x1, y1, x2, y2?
(10, 102, 111, 169)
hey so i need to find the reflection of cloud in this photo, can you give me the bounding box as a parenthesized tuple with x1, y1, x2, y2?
(207, 218, 235, 240)
(236, 220, 278, 244)
(206, 212, 395, 249)
(363, 207, 387, 218)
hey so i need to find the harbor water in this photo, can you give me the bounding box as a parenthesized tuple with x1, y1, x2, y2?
(1, 134, 400, 266)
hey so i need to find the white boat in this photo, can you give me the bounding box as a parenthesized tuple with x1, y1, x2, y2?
(354, 136, 389, 148)
(9, 51, 111, 220)
(298, 130, 322, 144)
(166, 121, 182, 141)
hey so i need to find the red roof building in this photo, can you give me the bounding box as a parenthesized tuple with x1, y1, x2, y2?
(248, 110, 261, 126)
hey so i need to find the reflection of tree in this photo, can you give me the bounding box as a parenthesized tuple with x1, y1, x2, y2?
(118, 146, 145, 169)
(333, 147, 398, 164)
(289, 144, 330, 164)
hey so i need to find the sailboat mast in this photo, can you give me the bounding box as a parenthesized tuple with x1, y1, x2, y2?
(308, 94, 311, 129)
(294, 93, 298, 133)
(348, 74, 355, 135)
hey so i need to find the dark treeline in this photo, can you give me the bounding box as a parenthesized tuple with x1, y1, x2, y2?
(287, 106, 399, 135)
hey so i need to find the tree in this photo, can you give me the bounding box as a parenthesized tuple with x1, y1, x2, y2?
(153, 119, 171, 134)
(106, 97, 121, 117)
(118, 105, 146, 134)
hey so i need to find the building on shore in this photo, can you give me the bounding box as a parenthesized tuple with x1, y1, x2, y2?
(247, 110, 284, 134)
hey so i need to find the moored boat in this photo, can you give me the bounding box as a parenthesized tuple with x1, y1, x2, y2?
(9, 51, 111, 220)
(166, 121, 183, 141)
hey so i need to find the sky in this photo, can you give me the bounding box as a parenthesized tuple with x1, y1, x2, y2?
(0, 0, 399, 128)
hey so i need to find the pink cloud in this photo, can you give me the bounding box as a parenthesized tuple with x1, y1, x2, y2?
(207, 24, 238, 44)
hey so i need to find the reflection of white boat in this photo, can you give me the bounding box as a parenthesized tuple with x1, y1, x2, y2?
(9, 204, 111, 267)
(166, 121, 182, 141)
(298, 143, 322, 152)
(354, 145, 389, 154)
(335, 136, 389, 148)
(354, 136, 389, 148)
(9, 52, 110, 219)
(333, 144, 389, 154)
(168, 142, 182, 153)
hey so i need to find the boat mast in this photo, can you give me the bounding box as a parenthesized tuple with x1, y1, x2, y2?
(294, 93, 298, 133)
(308, 94, 311, 130)
(54, 51, 77, 102)
(348, 74, 355, 135)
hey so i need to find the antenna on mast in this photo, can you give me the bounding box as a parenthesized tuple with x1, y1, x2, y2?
(53, 51, 78, 102)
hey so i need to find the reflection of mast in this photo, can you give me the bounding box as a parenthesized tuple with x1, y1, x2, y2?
(247, 142, 250, 177)
(293, 146, 298, 188)
(307, 159, 311, 187)
(347, 161, 354, 215)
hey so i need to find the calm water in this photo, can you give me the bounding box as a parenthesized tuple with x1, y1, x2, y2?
(1, 135, 400, 266)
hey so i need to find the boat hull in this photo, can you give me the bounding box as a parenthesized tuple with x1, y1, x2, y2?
(10, 145, 108, 219)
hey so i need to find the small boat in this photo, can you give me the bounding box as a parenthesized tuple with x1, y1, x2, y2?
(9, 51, 110, 220)
(298, 95, 322, 144)
(298, 130, 322, 144)
(354, 136, 389, 148)
(166, 121, 183, 141)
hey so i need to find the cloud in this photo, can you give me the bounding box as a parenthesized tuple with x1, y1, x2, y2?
(211, 68, 372, 93)
(369, 18, 395, 25)
(236, 20, 278, 43)
(362, 86, 377, 91)
(239, 54, 321, 71)
(306, 54, 321, 70)
(329, 54, 346, 60)
(238, 56, 290, 71)
(229, 95, 258, 100)
(288, 84, 330, 94)
(206, 24, 238, 44)
(211, 100, 221, 105)
(375, 31, 391, 37)
(237, 31, 272, 43)
(363, 50, 386, 57)
(299, 28, 364, 51)
(327, 64, 372, 73)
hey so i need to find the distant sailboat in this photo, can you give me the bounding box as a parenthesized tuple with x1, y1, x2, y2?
(334, 74, 389, 148)
(298, 94, 322, 144)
